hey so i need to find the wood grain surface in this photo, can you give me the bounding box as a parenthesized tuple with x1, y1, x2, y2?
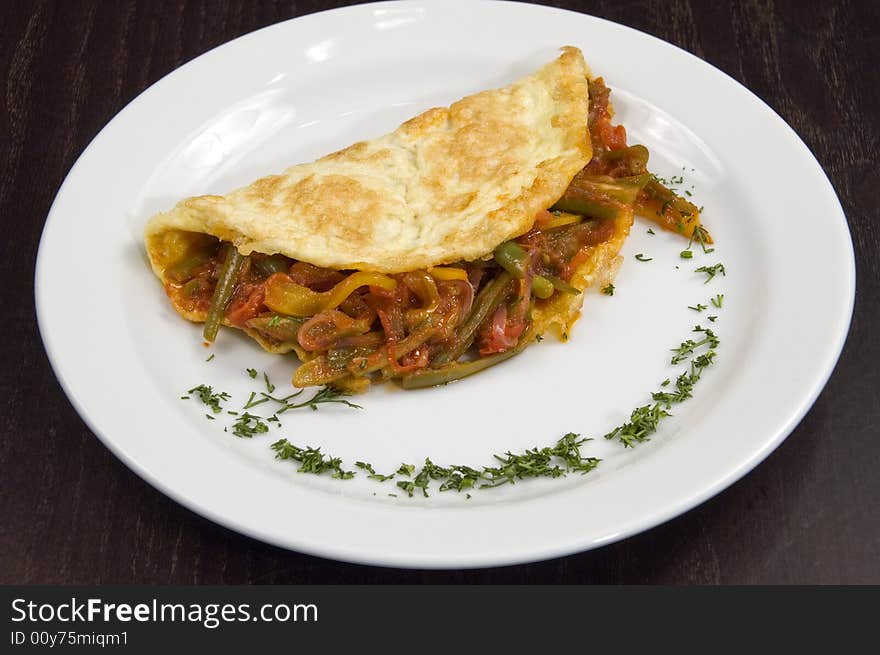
(1, 0, 877, 584)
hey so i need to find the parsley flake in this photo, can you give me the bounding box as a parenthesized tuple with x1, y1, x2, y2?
(231, 412, 269, 438)
(271, 439, 355, 479)
(356, 461, 395, 482)
(695, 263, 726, 284)
(186, 385, 230, 413)
(670, 326, 720, 364)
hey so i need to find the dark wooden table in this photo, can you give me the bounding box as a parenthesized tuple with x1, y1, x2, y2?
(2, 0, 877, 584)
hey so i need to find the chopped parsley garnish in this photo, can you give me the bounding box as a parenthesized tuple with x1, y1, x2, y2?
(692, 225, 714, 254)
(246, 368, 258, 379)
(708, 315, 718, 322)
(272, 433, 603, 496)
(355, 461, 395, 482)
(186, 385, 230, 413)
(274, 386, 363, 413)
(688, 303, 708, 312)
(266, 315, 283, 329)
(670, 325, 719, 364)
(605, 326, 719, 447)
(403, 460, 482, 496)
(231, 412, 269, 438)
(243, 391, 270, 410)
(652, 352, 717, 409)
(604, 404, 670, 448)
(482, 433, 599, 487)
(711, 294, 724, 308)
(205, 353, 215, 362)
(601, 283, 615, 296)
(695, 263, 726, 284)
(647, 228, 655, 235)
(247, 385, 362, 415)
(271, 439, 355, 479)
(634, 253, 652, 262)
(394, 433, 599, 497)
(263, 372, 275, 394)
(680, 226, 712, 260)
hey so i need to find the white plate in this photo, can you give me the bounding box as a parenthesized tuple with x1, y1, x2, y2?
(35, 0, 854, 568)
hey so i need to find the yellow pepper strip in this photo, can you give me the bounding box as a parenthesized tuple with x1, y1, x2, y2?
(540, 212, 582, 230)
(428, 266, 468, 282)
(264, 271, 397, 317)
(325, 271, 396, 308)
(264, 276, 324, 316)
(403, 272, 440, 313)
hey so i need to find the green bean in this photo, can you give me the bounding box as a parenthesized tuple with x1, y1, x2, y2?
(401, 348, 522, 390)
(600, 145, 650, 174)
(554, 173, 653, 218)
(599, 173, 653, 202)
(637, 179, 704, 238)
(551, 195, 620, 220)
(165, 251, 213, 283)
(642, 179, 697, 215)
(544, 275, 581, 295)
(493, 241, 529, 278)
(431, 271, 513, 366)
(532, 275, 555, 299)
(252, 254, 290, 277)
(203, 243, 244, 343)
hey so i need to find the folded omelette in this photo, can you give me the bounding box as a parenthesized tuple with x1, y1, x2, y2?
(144, 47, 705, 391)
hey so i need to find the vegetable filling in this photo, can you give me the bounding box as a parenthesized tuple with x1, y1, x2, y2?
(162, 211, 619, 390)
(159, 77, 705, 390)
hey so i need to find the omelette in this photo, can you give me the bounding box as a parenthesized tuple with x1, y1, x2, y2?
(144, 47, 705, 391)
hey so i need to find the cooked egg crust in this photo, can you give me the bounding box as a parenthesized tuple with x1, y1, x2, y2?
(144, 47, 592, 276)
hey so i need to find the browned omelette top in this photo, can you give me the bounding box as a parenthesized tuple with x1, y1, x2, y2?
(144, 47, 592, 275)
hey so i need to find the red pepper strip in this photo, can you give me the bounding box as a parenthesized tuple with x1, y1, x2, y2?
(387, 344, 431, 374)
(478, 276, 530, 355)
(226, 285, 265, 327)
